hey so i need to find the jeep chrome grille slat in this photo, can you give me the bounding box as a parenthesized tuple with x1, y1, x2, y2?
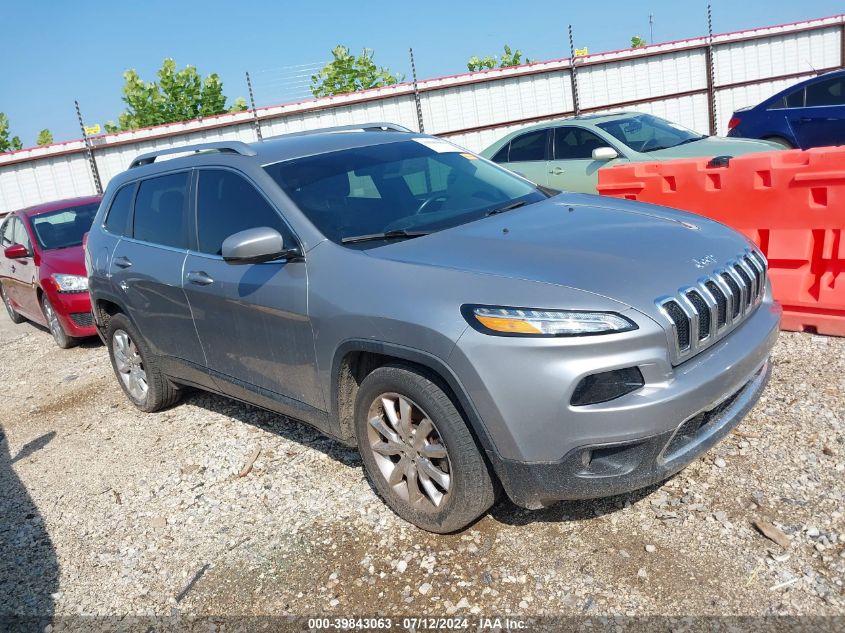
(656, 249, 768, 365)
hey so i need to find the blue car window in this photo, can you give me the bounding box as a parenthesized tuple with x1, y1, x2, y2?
(769, 88, 805, 110)
(806, 77, 844, 108)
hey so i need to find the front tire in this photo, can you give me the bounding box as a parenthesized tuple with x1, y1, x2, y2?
(105, 312, 181, 412)
(41, 294, 76, 349)
(354, 363, 495, 533)
(1, 283, 25, 324)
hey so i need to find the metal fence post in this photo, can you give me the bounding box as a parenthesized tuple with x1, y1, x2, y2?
(74, 100, 102, 195)
(568, 25, 581, 116)
(706, 3, 718, 135)
(245, 71, 263, 141)
(409, 48, 425, 133)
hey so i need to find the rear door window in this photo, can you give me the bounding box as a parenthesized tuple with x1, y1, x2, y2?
(195, 169, 288, 256)
(132, 172, 189, 249)
(0, 217, 14, 247)
(506, 130, 548, 162)
(104, 185, 136, 236)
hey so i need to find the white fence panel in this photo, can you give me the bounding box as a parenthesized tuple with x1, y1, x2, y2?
(714, 25, 842, 85)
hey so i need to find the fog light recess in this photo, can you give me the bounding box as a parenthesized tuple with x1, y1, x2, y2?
(570, 367, 645, 406)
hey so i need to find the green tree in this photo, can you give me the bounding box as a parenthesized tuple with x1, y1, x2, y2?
(310, 45, 403, 97)
(631, 35, 647, 48)
(0, 113, 23, 152)
(105, 58, 247, 132)
(36, 129, 53, 146)
(467, 45, 531, 72)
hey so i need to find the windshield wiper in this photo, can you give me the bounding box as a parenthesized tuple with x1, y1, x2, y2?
(341, 229, 431, 244)
(676, 136, 708, 146)
(485, 200, 526, 216)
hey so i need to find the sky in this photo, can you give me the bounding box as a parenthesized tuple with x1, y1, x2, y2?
(2, 0, 843, 147)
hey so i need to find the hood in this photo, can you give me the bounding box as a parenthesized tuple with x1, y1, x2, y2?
(39, 244, 87, 277)
(369, 194, 754, 319)
(642, 135, 780, 159)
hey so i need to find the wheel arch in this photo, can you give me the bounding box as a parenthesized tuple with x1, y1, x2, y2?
(330, 340, 498, 460)
(91, 292, 133, 338)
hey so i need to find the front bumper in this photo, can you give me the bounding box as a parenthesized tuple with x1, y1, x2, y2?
(448, 290, 781, 508)
(495, 358, 770, 508)
(45, 287, 97, 338)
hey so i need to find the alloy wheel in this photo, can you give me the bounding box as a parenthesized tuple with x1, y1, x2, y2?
(366, 393, 452, 511)
(43, 300, 63, 341)
(112, 329, 148, 402)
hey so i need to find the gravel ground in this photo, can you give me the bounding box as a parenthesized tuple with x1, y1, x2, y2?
(0, 314, 843, 621)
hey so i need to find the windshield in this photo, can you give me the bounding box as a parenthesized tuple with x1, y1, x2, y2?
(29, 203, 99, 250)
(597, 114, 706, 153)
(264, 138, 546, 244)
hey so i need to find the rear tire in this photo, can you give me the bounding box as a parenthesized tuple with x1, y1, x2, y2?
(0, 283, 25, 324)
(354, 363, 495, 533)
(105, 312, 181, 412)
(40, 294, 76, 349)
(763, 136, 794, 149)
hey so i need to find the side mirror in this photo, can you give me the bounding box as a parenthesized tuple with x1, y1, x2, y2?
(4, 244, 29, 259)
(222, 227, 291, 265)
(592, 147, 619, 161)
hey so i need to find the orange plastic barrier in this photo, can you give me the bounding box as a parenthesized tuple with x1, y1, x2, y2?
(597, 147, 845, 336)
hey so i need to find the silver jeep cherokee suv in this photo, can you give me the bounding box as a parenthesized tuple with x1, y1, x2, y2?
(86, 123, 781, 532)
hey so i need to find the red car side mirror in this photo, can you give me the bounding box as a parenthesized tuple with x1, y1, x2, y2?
(4, 244, 29, 259)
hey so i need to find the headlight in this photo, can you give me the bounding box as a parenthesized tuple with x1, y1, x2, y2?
(52, 274, 89, 293)
(464, 305, 637, 336)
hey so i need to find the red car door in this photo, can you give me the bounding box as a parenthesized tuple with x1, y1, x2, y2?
(4, 216, 40, 319)
(0, 215, 15, 303)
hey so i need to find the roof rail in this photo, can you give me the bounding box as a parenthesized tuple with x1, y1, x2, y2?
(272, 122, 414, 139)
(129, 141, 257, 169)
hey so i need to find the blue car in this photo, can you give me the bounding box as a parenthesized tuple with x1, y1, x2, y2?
(727, 69, 845, 149)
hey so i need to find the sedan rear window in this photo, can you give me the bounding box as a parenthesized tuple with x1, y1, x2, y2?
(264, 139, 545, 244)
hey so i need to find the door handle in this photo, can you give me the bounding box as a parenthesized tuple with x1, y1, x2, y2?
(799, 117, 813, 123)
(549, 167, 565, 175)
(186, 271, 214, 286)
(113, 256, 132, 269)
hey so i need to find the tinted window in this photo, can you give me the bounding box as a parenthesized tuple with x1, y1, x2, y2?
(506, 130, 548, 162)
(264, 140, 545, 244)
(806, 77, 844, 107)
(769, 87, 804, 110)
(133, 172, 189, 248)
(105, 185, 135, 236)
(196, 170, 286, 255)
(13, 218, 31, 251)
(31, 203, 98, 250)
(491, 144, 510, 163)
(554, 127, 608, 159)
(0, 218, 13, 247)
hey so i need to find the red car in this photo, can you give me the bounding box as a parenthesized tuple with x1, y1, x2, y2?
(0, 196, 101, 347)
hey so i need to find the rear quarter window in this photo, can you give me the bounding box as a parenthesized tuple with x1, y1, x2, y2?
(104, 185, 136, 236)
(132, 172, 189, 249)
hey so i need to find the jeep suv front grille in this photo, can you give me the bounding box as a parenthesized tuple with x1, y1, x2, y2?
(656, 249, 768, 365)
